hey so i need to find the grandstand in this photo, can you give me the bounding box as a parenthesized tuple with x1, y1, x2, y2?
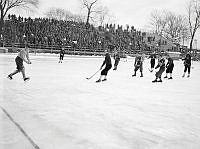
(1, 14, 145, 56)
(1, 14, 199, 60)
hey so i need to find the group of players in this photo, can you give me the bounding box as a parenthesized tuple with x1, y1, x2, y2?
(7, 45, 192, 83)
(94, 49, 192, 83)
(134, 51, 191, 82)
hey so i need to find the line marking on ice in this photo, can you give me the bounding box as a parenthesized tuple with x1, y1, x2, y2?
(0, 106, 40, 149)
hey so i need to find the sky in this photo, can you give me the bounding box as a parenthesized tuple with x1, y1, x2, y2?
(11, 0, 200, 48)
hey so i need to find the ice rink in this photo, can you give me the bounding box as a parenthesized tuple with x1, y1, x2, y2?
(1, 53, 200, 149)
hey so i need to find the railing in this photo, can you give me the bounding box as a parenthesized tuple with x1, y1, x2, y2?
(3, 42, 107, 56)
(3, 42, 194, 59)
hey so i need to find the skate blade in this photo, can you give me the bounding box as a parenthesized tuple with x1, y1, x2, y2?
(24, 78, 30, 82)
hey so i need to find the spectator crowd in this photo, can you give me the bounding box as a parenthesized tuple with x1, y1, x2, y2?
(2, 14, 145, 53)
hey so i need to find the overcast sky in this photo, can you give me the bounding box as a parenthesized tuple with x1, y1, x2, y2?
(12, 0, 200, 48)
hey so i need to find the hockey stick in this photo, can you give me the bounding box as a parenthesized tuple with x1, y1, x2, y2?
(86, 69, 101, 80)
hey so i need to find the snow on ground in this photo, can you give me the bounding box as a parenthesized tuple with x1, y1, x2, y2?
(0, 53, 200, 149)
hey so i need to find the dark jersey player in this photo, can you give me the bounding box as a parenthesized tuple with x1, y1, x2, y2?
(59, 48, 65, 63)
(149, 52, 156, 72)
(164, 57, 174, 79)
(182, 53, 191, 78)
(96, 50, 112, 82)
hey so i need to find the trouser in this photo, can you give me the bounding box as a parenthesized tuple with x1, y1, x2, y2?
(184, 65, 191, 74)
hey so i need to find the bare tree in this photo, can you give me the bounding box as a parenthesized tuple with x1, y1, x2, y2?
(149, 10, 168, 36)
(164, 11, 189, 44)
(80, 0, 101, 26)
(45, 7, 84, 23)
(71, 14, 84, 23)
(180, 27, 190, 46)
(0, 0, 39, 39)
(97, 6, 115, 26)
(149, 9, 190, 47)
(149, 9, 168, 51)
(45, 7, 68, 20)
(98, 6, 108, 26)
(187, 0, 200, 51)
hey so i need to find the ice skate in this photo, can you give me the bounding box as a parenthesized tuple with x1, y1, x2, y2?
(187, 74, 190, 78)
(152, 79, 157, 83)
(132, 74, 136, 77)
(132, 72, 136, 77)
(164, 76, 167, 79)
(102, 78, 107, 81)
(168, 77, 173, 79)
(157, 77, 162, 82)
(182, 72, 185, 78)
(149, 68, 153, 72)
(96, 79, 101, 83)
(24, 77, 30, 82)
(7, 75, 13, 80)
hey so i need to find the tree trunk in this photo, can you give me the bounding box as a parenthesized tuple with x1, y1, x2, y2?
(0, 20, 2, 37)
(0, 15, 4, 47)
(86, 9, 90, 26)
(0, 14, 4, 37)
(189, 31, 195, 52)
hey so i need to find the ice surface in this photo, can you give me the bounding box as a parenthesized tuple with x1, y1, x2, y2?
(0, 54, 200, 149)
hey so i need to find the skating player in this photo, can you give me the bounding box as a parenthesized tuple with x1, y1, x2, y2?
(149, 52, 156, 72)
(164, 56, 174, 79)
(132, 54, 143, 77)
(96, 49, 112, 82)
(182, 53, 191, 78)
(113, 51, 120, 70)
(152, 55, 165, 82)
(59, 47, 65, 63)
(8, 44, 31, 81)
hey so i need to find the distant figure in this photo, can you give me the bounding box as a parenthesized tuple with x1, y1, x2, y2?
(8, 44, 31, 81)
(152, 55, 165, 82)
(113, 51, 120, 70)
(59, 48, 65, 63)
(149, 52, 156, 72)
(182, 53, 191, 78)
(132, 54, 144, 77)
(164, 57, 174, 79)
(96, 49, 112, 82)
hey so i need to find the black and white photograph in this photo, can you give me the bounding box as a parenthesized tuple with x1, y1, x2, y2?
(0, 0, 200, 149)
